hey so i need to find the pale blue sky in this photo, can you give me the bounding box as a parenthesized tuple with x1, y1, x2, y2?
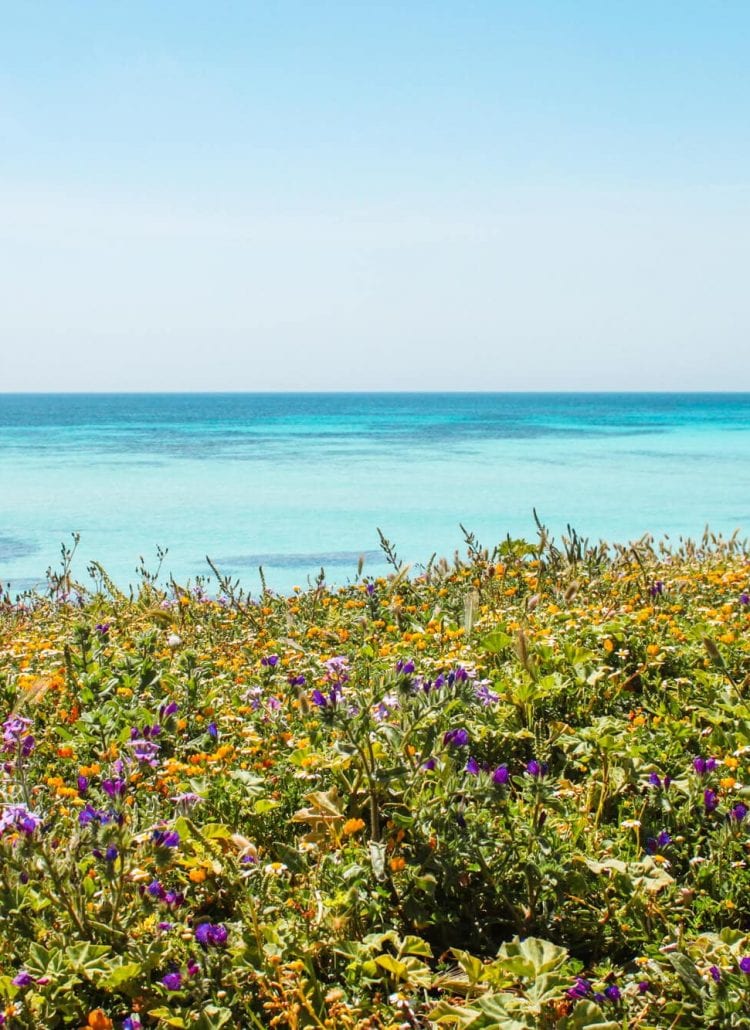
(1, 1, 748, 390)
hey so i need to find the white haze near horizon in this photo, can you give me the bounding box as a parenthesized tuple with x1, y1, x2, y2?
(1, 183, 748, 393)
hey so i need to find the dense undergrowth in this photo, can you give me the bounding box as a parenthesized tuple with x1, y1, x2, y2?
(1, 525, 750, 1028)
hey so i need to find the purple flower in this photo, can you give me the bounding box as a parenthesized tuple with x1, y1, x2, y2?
(649, 581, 664, 597)
(422, 757, 436, 771)
(160, 700, 179, 719)
(740, 957, 750, 973)
(311, 689, 328, 707)
(740, 592, 749, 605)
(77, 775, 89, 795)
(195, 922, 229, 948)
(566, 977, 591, 999)
(171, 792, 202, 810)
(366, 582, 376, 595)
(474, 681, 499, 705)
(704, 788, 719, 812)
(153, 828, 180, 848)
(526, 759, 545, 778)
(492, 764, 510, 785)
(261, 654, 279, 667)
(207, 722, 218, 739)
(2, 715, 32, 752)
(12, 971, 33, 987)
(648, 772, 662, 788)
(693, 756, 717, 776)
(78, 804, 103, 826)
(396, 658, 415, 675)
(95, 622, 110, 636)
(123, 1018, 143, 1030)
(130, 739, 161, 766)
(289, 674, 306, 687)
(0, 804, 41, 837)
(730, 803, 747, 823)
(147, 880, 165, 898)
(465, 756, 480, 775)
(325, 656, 350, 686)
(104, 845, 119, 862)
(443, 728, 470, 748)
(604, 985, 621, 1002)
(638, 981, 650, 993)
(102, 778, 126, 798)
(161, 971, 182, 991)
(709, 965, 721, 982)
(187, 958, 200, 976)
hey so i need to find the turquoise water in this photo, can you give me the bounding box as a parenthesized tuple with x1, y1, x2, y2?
(1, 393, 749, 595)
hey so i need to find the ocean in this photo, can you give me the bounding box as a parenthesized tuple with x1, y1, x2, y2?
(1, 393, 749, 596)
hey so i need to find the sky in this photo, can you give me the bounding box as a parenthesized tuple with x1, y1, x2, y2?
(0, 1, 748, 391)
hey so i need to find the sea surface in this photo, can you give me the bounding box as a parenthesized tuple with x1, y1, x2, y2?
(1, 393, 749, 596)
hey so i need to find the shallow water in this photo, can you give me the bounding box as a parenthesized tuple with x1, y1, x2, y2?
(1, 393, 749, 595)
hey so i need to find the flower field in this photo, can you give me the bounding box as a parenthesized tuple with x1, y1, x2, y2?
(2, 528, 750, 1029)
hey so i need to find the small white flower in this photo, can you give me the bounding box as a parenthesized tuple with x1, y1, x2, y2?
(167, 633, 182, 648)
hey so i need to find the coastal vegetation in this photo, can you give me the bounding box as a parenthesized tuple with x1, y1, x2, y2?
(1, 526, 750, 1028)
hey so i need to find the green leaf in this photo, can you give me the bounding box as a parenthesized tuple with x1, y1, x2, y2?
(149, 1008, 187, 1028)
(398, 935, 433, 958)
(193, 1006, 234, 1030)
(369, 840, 387, 880)
(495, 937, 568, 979)
(102, 962, 141, 989)
(559, 1001, 619, 1029)
(429, 1000, 483, 1027)
(480, 628, 513, 654)
(451, 949, 486, 985)
(253, 798, 279, 814)
(374, 954, 409, 980)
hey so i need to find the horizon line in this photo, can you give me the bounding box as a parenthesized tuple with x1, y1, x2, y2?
(2, 389, 750, 397)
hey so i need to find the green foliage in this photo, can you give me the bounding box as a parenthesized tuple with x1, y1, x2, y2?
(0, 530, 750, 1026)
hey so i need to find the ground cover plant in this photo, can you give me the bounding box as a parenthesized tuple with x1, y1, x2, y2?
(1, 525, 750, 1028)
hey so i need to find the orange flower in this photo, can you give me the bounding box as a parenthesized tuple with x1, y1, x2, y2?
(86, 1011, 113, 1030)
(390, 856, 406, 872)
(342, 818, 365, 836)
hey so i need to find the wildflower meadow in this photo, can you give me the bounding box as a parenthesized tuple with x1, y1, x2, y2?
(2, 527, 750, 1028)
